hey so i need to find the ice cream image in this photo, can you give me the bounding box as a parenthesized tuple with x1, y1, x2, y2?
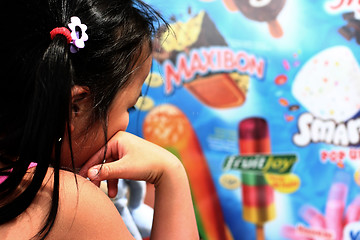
(281, 173, 353, 240)
(338, 12, 360, 44)
(221, 0, 286, 38)
(153, 11, 227, 64)
(143, 104, 232, 240)
(184, 73, 248, 108)
(238, 117, 276, 240)
(299, 205, 326, 230)
(345, 195, 360, 224)
(292, 46, 360, 123)
(325, 178, 348, 240)
(153, 10, 249, 109)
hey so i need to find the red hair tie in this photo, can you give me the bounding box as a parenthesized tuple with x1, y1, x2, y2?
(50, 27, 72, 44)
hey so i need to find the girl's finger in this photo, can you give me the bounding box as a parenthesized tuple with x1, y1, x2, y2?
(79, 153, 105, 177)
(79, 148, 117, 178)
(107, 179, 119, 198)
(87, 158, 132, 181)
(79, 137, 122, 177)
(91, 180, 101, 188)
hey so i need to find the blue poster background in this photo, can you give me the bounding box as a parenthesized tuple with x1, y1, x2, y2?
(128, 1, 360, 239)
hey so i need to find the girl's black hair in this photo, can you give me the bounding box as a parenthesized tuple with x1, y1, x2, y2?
(0, 0, 165, 238)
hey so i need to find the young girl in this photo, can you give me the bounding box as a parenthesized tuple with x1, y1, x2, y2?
(0, 0, 198, 239)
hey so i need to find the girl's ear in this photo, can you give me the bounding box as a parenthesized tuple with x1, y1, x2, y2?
(70, 85, 90, 132)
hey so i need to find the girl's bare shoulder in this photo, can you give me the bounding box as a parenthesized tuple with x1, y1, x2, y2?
(50, 169, 132, 239)
(0, 168, 132, 240)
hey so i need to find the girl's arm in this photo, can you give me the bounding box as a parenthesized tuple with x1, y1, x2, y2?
(79, 131, 199, 240)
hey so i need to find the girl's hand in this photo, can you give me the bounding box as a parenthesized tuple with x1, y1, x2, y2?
(79, 131, 199, 239)
(78, 131, 181, 197)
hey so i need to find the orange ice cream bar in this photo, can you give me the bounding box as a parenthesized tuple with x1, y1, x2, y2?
(184, 73, 246, 109)
(239, 117, 271, 154)
(241, 172, 276, 224)
(143, 104, 231, 240)
(239, 117, 275, 240)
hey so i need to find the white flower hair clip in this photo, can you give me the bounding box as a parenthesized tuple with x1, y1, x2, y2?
(68, 16, 88, 53)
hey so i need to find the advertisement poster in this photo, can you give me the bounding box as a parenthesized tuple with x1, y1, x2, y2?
(127, 1, 360, 239)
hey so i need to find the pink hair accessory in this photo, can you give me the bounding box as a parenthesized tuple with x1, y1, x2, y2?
(68, 16, 88, 53)
(50, 27, 72, 44)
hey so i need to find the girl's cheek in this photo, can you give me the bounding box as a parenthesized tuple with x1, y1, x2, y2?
(109, 112, 130, 135)
(123, 113, 130, 131)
